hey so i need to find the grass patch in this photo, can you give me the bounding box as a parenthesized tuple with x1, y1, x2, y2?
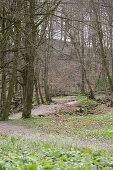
(11, 111, 113, 142)
(85, 127, 113, 140)
(75, 98, 98, 106)
(69, 114, 113, 140)
(52, 95, 76, 99)
(52, 94, 87, 99)
(90, 112, 113, 123)
(74, 94, 87, 99)
(34, 120, 53, 126)
(11, 117, 53, 128)
(34, 95, 78, 101)
(0, 135, 113, 170)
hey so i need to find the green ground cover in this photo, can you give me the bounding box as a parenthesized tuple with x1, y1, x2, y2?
(74, 99, 98, 106)
(1, 95, 113, 169)
(0, 135, 113, 170)
(11, 109, 113, 142)
(33, 94, 87, 102)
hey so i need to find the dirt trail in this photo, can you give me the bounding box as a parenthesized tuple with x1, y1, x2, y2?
(0, 121, 113, 150)
(0, 98, 113, 150)
(9, 98, 77, 119)
(0, 121, 36, 136)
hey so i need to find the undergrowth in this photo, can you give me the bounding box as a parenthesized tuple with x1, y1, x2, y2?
(0, 135, 113, 170)
(75, 99, 98, 106)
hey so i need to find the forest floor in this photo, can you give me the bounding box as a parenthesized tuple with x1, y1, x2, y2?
(0, 95, 113, 151)
(9, 97, 79, 119)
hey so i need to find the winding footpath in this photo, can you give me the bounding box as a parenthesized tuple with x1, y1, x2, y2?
(0, 98, 113, 150)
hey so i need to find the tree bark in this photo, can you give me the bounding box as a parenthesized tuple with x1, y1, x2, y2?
(0, 7, 6, 111)
(22, 0, 35, 118)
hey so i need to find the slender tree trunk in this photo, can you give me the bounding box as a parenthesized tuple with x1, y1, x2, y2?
(34, 78, 40, 105)
(38, 77, 44, 104)
(44, 49, 52, 103)
(102, 68, 108, 98)
(81, 20, 85, 94)
(84, 68, 95, 99)
(1, 27, 19, 120)
(1, 7, 6, 111)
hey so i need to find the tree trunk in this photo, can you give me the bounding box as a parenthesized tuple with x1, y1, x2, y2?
(22, 0, 35, 118)
(1, 33, 19, 120)
(1, 0, 21, 120)
(44, 51, 52, 103)
(0, 7, 6, 112)
(38, 77, 44, 104)
(34, 78, 40, 105)
(81, 20, 85, 94)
